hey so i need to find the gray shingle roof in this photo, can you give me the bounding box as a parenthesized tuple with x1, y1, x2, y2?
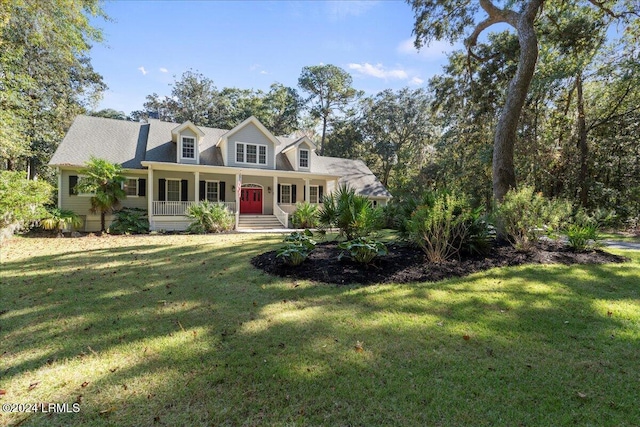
(49, 115, 148, 168)
(50, 115, 391, 198)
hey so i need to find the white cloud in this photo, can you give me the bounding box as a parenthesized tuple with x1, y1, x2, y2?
(137, 66, 148, 75)
(348, 63, 408, 80)
(159, 67, 168, 73)
(397, 38, 461, 59)
(260, 70, 268, 75)
(410, 77, 424, 85)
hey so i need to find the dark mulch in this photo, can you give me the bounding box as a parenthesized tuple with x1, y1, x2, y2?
(251, 240, 629, 285)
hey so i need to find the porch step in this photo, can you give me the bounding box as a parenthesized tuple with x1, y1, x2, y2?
(237, 215, 286, 230)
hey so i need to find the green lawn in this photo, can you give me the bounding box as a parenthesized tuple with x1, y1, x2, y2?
(1, 233, 639, 426)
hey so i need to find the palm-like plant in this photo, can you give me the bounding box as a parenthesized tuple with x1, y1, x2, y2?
(41, 208, 83, 236)
(318, 185, 382, 239)
(75, 157, 126, 233)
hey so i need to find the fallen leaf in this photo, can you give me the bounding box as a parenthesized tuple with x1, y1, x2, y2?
(0, 389, 6, 395)
(109, 367, 118, 373)
(577, 391, 588, 399)
(354, 341, 364, 353)
(463, 335, 471, 341)
(81, 381, 89, 388)
(99, 407, 116, 415)
(28, 382, 40, 391)
(607, 311, 613, 317)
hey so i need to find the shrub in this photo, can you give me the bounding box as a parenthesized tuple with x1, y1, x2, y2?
(0, 170, 52, 234)
(494, 186, 571, 251)
(283, 229, 316, 250)
(109, 207, 149, 235)
(318, 185, 383, 240)
(338, 237, 388, 264)
(41, 208, 83, 235)
(406, 191, 483, 262)
(186, 201, 234, 233)
(565, 210, 601, 252)
(277, 230, 316, 266)
(292, 202, 319, 228)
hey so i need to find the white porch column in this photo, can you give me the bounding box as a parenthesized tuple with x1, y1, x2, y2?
(273, 175, 278, 212)
(194, 171, 199, 202)
(148, 166, 154, 228)
(235, 173, 240, 229)
(304, 178, 310, 203)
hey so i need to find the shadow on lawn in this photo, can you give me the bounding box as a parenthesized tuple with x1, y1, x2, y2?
(1, 237, 639, 426)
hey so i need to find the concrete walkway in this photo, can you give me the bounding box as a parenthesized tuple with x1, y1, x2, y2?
(602, 240, 640, 251)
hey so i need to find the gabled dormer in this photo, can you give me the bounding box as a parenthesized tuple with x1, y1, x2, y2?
(171, 121, 204, 165)
(217, 116, 280, 170)
(281, 136, 316, 171)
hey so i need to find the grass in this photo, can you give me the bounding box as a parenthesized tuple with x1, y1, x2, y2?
(1, 233, 639, 426)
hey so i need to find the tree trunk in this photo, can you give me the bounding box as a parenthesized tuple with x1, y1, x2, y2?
(101, 211, 106, 233)
(492, 12, 540, 202)
(320, 115, 328, 156)
(576, 72, 589, 207)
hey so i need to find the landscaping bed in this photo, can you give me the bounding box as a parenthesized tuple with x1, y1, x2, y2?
(252, 240, 628, 285)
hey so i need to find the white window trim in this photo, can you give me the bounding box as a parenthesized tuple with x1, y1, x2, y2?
(205, 180, 219, 202)
(122, 177, 139, 198)
(299, 148, 310, 169)
(236, 142, 268, 165)
(166, 178, 181, 202)
(180, 136, 196, 160)
(309, 185, 319, 204)
(280, 184, 292, 204)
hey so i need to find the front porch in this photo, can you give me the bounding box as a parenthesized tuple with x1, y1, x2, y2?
(143, 161, 338, 231)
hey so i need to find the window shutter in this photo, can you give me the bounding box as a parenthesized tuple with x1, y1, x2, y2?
(158, 179, 166, 201)
(319, 186, 324, 202)
(199, 181, 205, 201)
(69, 175, 78, 196)
(181, 180, 188, 202)
(292, 185, 297, 203)
(138, 178, 146, 197)
(303, 185, 306, 201)
(277, 184, 281, 204)
(219, 182, 226, 202)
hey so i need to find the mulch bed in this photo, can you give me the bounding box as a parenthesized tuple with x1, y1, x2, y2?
(251, 240, 629, 285)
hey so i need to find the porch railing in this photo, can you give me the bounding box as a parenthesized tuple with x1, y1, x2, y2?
(152, 201, 236, 216)
(274, 204, 289, 228)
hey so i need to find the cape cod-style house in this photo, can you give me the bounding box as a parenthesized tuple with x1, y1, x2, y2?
(49, 115, 391, 231)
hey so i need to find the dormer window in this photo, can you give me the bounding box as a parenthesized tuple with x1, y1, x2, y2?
(237, 142, 267, 165)
(299, 149, 309, 169)
(181, 137, 195, 159)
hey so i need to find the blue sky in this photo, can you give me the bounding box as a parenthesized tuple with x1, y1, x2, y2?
(90, 1, 460, 114)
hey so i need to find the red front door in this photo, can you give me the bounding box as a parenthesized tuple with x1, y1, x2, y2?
(240, 188, 262, 214)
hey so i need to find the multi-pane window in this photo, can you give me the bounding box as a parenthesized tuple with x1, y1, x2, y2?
(182, 137, 195, 159)
(206, 181, 218, 202)
(246, 144, 257, 163)
(309, 186, 319, 204)
(167, 179, 180, 202)
(236, 143, 244, 162)
(258, 146, 266, 164)
(236, 143, 267, 165)
(281, 184, 291, 204)
(123, 178, 138, 196)
(299, 149, 309, 168)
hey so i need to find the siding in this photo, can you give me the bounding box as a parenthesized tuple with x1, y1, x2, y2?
(226, 122, 275, 170)
(60, 169, 148, 231)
